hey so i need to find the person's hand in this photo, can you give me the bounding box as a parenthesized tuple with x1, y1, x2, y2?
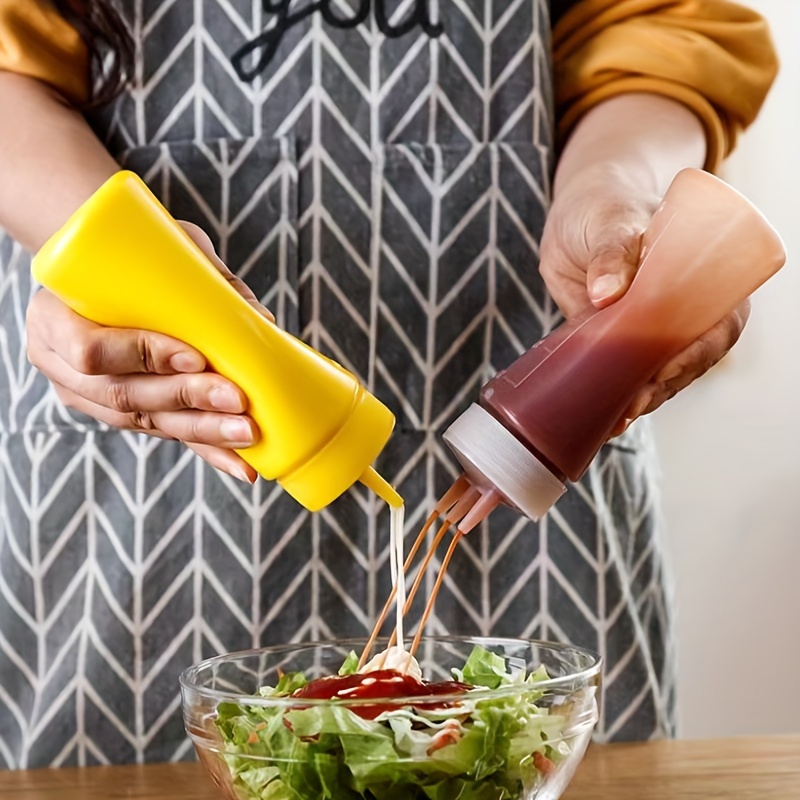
(26, 221, 272, 482)
(539, 165, 750, 437)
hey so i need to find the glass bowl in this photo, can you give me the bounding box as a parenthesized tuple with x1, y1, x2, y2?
(181, 636, 601, 800)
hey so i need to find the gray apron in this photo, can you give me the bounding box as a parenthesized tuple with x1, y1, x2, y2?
(0, 0, 675, 769)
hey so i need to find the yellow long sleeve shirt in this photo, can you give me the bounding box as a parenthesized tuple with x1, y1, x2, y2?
(0, 0, 780, 172)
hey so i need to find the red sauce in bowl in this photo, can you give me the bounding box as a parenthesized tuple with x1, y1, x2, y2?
(291, 670, 471, 720)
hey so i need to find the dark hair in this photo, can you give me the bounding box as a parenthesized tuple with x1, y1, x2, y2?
(51, 0, 134, 107)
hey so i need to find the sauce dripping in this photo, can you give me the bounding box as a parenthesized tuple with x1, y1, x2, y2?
(360, 480, 483, 670)
(292, 670, 471, 720)
(389, 504, 406, 652)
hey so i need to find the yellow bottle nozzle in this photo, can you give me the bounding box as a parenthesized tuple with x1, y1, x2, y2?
(359, 466, 403, 508)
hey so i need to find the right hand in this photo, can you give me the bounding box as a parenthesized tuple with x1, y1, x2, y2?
(26, 222, 270, 483)
(540, 164, 749, 439)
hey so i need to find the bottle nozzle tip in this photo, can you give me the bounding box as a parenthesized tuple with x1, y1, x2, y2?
(457, 488, 503, 534)
(360, 466, 403, 508)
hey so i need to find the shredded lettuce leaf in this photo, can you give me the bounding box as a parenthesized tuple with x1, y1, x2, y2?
(213, 645, 572, 800)
(338, 651, 360, 676)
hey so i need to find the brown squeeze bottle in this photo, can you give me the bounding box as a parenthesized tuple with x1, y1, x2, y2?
(440, 168, 786, 534)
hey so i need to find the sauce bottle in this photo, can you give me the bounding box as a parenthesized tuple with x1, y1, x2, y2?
(441, 168, 786, 533)
(31, 171, 401, 512)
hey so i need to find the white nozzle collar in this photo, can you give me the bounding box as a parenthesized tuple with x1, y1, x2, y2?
(442, 404, 565, 522)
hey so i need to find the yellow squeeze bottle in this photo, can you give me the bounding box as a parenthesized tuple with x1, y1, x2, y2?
(31, 171, 402, 512)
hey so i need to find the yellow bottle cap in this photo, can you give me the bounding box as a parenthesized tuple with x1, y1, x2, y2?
(277, 386, 401, 511)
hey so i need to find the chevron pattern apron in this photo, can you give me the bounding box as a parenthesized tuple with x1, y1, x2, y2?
(0, 0, 676, 769)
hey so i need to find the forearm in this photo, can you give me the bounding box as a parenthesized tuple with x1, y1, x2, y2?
(553, 93, 707, 200)
(0, 71, 118, 252)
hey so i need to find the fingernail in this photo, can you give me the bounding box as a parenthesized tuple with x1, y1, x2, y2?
(628, 389, 654, 421)
(210, 385, 244, 412)
(170, 352, 205, 372)
(220, 418, 254, 445)
(657, 362, 682, 384)
(231, 465, 256, 484)
(590, 274, 623, 303)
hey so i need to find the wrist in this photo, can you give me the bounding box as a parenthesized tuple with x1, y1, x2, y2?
(0, 73, 118, 252)
(553, 161, 662, 211)
(553, 94, 707, 201)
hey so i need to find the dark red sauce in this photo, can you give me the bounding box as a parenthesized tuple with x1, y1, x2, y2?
(291, 670, 471, 720)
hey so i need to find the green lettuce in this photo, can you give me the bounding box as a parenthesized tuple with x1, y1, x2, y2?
(213, 645, 571, 800)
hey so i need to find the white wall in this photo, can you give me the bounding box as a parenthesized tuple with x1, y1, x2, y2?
(652, 0, 800, 739)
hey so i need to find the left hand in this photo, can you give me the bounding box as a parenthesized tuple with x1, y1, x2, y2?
(539, 165, 750, 438)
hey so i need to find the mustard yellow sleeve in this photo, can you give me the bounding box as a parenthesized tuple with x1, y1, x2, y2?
(553, 0, 779, 172)
(0, 0, 89, 105)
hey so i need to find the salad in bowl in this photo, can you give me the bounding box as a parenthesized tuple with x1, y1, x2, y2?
(180, 636, 601, 800)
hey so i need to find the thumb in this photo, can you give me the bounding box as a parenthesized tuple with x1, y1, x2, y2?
(178, 221, 275, 323)
(586, 239, 642, 310)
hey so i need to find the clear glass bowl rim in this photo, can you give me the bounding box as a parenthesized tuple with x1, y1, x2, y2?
(180, 635, 602, 711)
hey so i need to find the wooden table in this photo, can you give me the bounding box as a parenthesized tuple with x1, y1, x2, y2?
(2, 735, 799, 799)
